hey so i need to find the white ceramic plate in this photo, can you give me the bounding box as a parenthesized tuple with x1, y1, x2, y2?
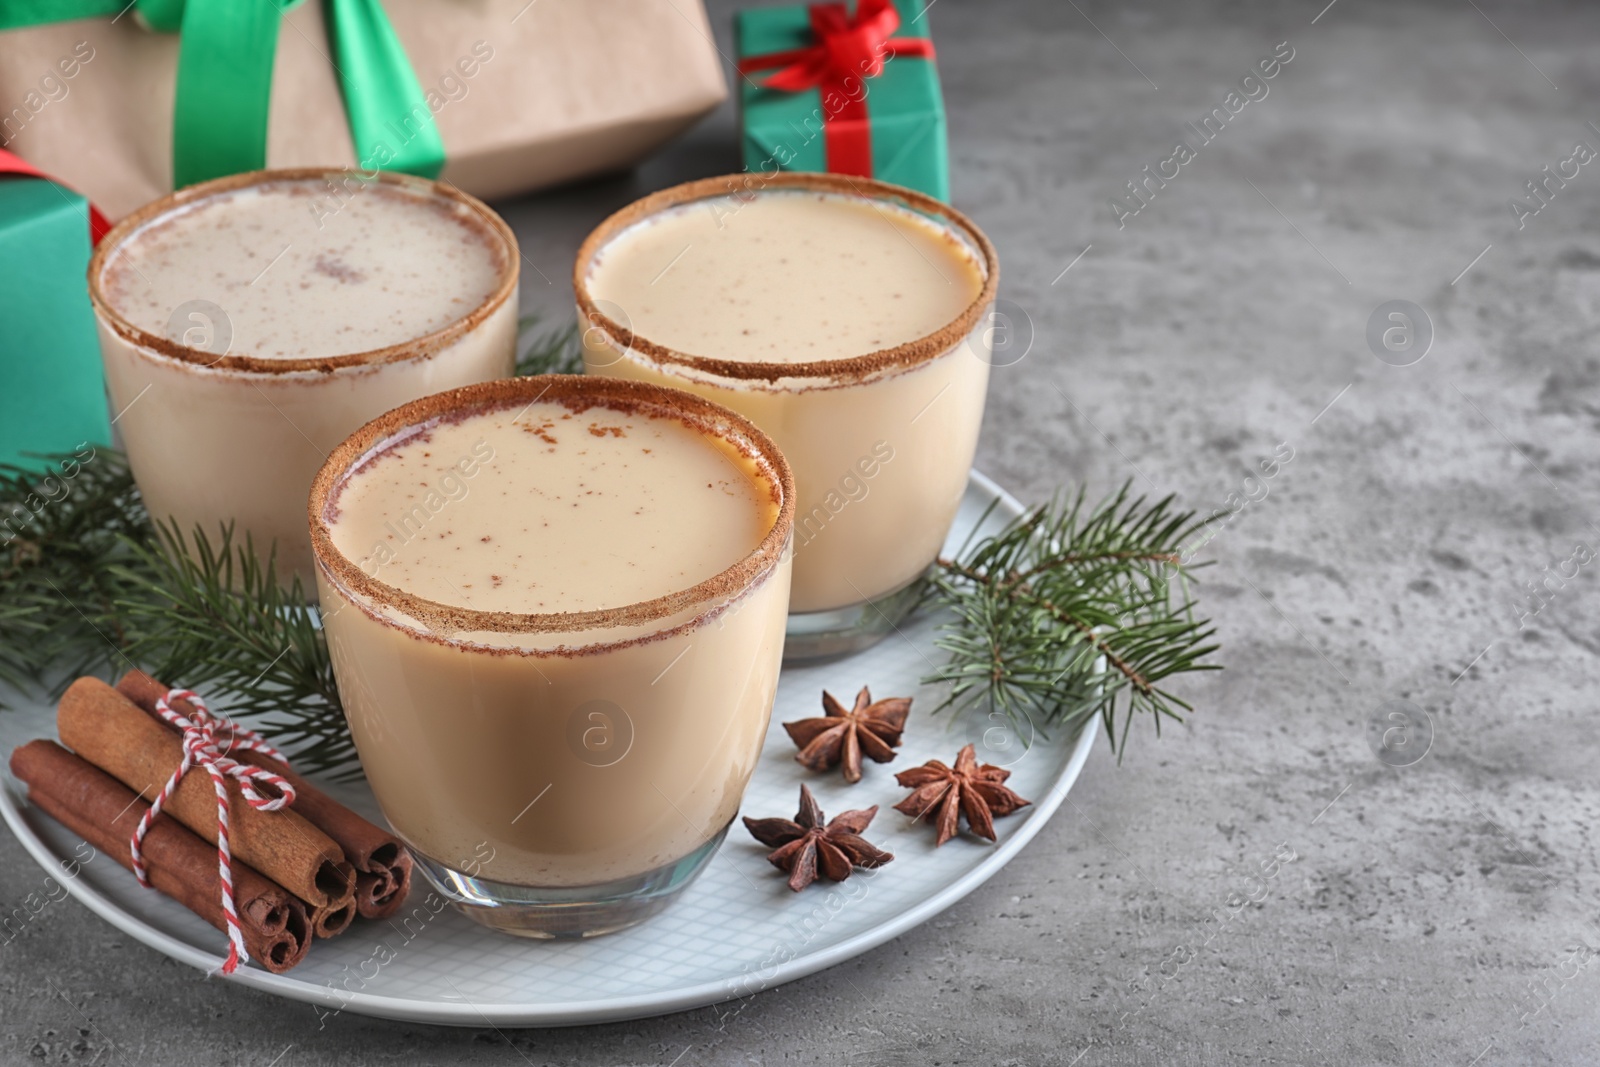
(0, 471, 1095, 1027)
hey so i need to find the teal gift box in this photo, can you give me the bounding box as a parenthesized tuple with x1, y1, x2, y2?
(735, 0, 949, 201)
(0, 177, 110, 470)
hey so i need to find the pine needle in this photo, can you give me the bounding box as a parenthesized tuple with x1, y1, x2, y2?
(111, 522, 355, 778)
(514, 315, 584, 376)
(924, 483, 1221, 757)
(0, 448, 150, 696)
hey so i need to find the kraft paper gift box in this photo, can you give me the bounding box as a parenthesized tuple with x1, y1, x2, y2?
(0, 0, 728, 220)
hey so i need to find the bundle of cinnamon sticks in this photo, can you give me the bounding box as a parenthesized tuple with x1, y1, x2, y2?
(8, 671, 412, 974)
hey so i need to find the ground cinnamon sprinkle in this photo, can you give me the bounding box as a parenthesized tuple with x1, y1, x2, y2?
(522, 421, 558, 445)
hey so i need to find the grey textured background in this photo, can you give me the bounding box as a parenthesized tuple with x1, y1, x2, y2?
(6, 0, 1600, 1063)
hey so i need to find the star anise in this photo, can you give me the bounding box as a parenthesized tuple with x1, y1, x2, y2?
(894, 744, 1032, 847)
(742, 784, 895, 891)
(783, 686, 911, 783)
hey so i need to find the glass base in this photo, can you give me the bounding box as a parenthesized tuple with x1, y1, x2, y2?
(411, 824, 730, 939)
(783, 572, 926, 662)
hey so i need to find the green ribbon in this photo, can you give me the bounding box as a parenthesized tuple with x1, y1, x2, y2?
(0, 0, 444, 188)
(324, 0, 444, 178)
(170, 0, 288, 187)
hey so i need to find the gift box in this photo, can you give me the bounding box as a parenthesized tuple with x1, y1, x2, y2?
(0, 157, 109, 470)
(0, 0, 728, 219)
(736, 0, 948, 201)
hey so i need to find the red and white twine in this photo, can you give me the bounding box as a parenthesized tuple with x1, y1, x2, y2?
(130, 688, 296, 975)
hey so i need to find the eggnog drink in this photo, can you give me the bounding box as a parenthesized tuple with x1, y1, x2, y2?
(90, 169, 518, 585)
(576, 173, 998, 658)
(310, 376, 794, 937)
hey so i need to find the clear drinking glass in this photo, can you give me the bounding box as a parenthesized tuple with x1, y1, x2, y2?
(573, 173, 999, 659)
(88, 168, 519, 586)
(308, 376, 795, 937)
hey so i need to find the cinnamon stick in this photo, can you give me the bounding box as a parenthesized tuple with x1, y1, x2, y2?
(56, 678, 356, 917)
(116, 671, 413, 921)
(310, 888, 357, 938)
(9, 740, 311, 973)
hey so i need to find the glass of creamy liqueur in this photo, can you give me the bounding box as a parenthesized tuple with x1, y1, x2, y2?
(309, 375, 795, 937)
(575, 173, 999, 659)
(89, 168, 519, 587)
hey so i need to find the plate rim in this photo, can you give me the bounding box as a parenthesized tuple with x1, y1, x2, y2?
(0, 469, 1099, 1028)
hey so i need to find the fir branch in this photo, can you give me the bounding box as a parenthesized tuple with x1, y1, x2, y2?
(514, 315, 583, 377)
(111, 523, 355, 778)
(0, 448, 151, 696)
(0, 451, 358, 775)
(923, 483, 1221, 756)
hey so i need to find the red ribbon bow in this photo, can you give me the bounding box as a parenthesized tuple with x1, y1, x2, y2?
(738, 0, 936, 178)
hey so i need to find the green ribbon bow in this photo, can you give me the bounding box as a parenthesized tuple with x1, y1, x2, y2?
(1, 0, 444, 188)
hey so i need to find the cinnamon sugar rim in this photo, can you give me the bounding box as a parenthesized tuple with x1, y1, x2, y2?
(88, 168, 518, 376)
(307, 375, 796, 638)
(573, 172, 1000, 384)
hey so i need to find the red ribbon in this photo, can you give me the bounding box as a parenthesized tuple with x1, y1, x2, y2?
(0, 148, 112, 244)
(738, 0, 936, 179)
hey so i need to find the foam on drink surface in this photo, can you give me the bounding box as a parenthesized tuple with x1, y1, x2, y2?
(101, 179, 503, 360)
(326, 397, 779, 614)
(584, 191, 985, 364)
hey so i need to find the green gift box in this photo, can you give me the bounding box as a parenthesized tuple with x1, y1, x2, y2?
(736, 0, 949, 201)
(0, 177, 110, 470)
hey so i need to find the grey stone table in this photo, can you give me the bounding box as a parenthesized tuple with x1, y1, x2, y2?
(5, 0, 1600, 1063)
